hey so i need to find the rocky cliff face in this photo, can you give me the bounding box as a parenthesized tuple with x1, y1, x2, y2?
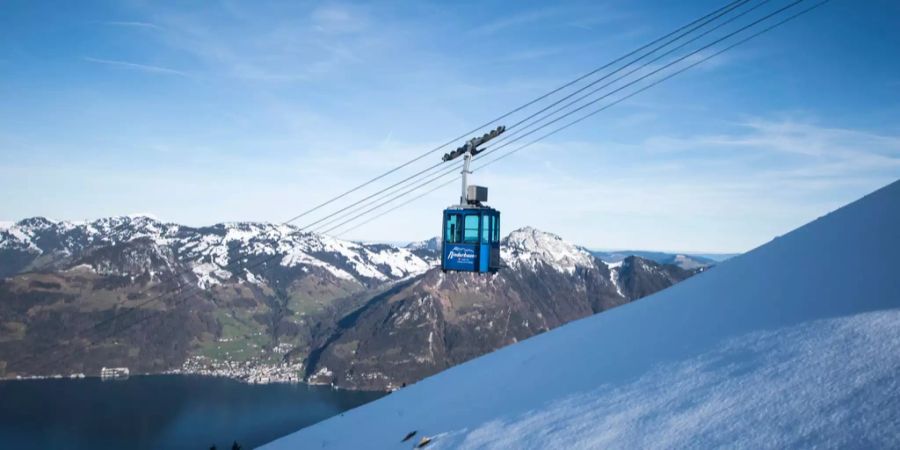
(305, 228, 700, 390)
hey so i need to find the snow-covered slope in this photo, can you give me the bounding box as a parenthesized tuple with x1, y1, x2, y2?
(264, 179, 900, 449)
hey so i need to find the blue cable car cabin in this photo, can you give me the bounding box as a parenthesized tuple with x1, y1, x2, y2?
(438, 125, 507, 273)
(441, 207, 500, 273)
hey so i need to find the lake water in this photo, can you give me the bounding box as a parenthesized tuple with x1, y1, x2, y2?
(0, 375, 385, 449)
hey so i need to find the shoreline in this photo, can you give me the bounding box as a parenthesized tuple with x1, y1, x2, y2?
(0, 371, 390, 393)
(1, 358, 392, 393)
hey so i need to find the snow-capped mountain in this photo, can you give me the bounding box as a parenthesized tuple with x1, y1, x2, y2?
(405, 236, 441, 252)
(265, 180, 900, 449)
(502, 226, 597, 274)
(304, 227, 696, 390)
(0, 216, 436, 378)
(0, 216, 434, 287)
(0, 220, 694, 385)
(405, 236, 442, 260)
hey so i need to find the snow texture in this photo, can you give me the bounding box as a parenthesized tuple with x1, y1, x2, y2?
(264, 179, 900, 449)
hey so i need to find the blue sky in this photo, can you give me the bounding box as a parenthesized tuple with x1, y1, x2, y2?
(1, 0, 898, 253)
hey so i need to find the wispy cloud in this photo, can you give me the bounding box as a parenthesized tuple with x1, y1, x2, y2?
(133, 3, 384, 83)
(470, 9, 561, 36)
(83, 57, 188, 76)
(100, 20, 163, 30)
(310, 4, 368, 34)
(644, 119, 900, 164)
(471, 3, 624, 36)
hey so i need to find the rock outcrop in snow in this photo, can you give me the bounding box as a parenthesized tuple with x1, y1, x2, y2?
(264, 180, 900, 449)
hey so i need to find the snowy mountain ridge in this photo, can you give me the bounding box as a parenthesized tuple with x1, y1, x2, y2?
(0, 216, 434, 287)
(1, 218, 698, 386)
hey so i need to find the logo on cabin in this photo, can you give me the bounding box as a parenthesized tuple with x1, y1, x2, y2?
(447, 246, 476, 264)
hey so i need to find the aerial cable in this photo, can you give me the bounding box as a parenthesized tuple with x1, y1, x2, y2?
(476, 0, 831, 172)
(336, 177, 461, 238)
(309, 162, 463, 232)
(480, 0, 772, 153)
(297, 160, 444, 231)
(497, 0, 756, 136)
(305, 0, 763, 233)
(282, 0, 752, 226)
(483, 1, 831, 172)
(327, 0, 827, 237)
(319, 163, 465, 235)
(447, 0, 812, 177)
(324, 0, 807, 235)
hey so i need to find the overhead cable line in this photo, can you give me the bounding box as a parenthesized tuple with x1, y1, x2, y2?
(304, 0, 762, 232)
(445, 0, 811, 177)
(284, 0, 751, 227)
(479, 0, 772, 153)
(336, 177, 462, 237)
(320, 0, 803, 235)
(319, 164, 464, 235)
(475, 0, 831, 172)
(326, 0, 827, 237)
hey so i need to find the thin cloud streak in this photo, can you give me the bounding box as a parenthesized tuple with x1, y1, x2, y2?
(470, 9, 561, 36)
(101, 20, 163, 30)
(83, 57, 188, 76)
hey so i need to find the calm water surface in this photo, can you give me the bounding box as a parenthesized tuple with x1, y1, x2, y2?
(0, 375, 384, 449)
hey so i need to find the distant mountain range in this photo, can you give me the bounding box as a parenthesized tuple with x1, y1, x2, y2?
(590, 249, 736, 270)
(0, 217, 702, 390)
(407, 237, 737, 270)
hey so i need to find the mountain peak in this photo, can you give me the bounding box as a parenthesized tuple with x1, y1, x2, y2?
(14, 216, 55, 229)
(502, 227, 595, 273)
(126, 212, 159, 220)
(406, 236, 441, 251)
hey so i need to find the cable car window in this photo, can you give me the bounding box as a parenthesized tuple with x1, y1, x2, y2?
(445, 214, 461, 243)
(463, 215, 480, 244)
(482, 214, 491, 244)
(492, 214, 500, 243)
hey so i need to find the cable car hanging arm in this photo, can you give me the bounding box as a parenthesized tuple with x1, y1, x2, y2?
(441, 125, 506, 162)
(442, 125, 506, 206)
